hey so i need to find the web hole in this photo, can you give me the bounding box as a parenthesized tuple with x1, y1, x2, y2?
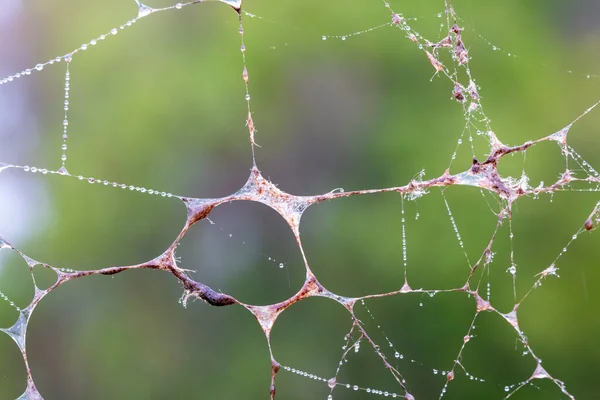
(178, 201, 306, 305)
(0, 250, 33, 327)
(0, 333, 26, 399)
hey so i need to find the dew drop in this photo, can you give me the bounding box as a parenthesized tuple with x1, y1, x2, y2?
(218, 0, 242, 9)
(137, 2, 154, 18)
(279, 263, 284, 269)
(35, 64, 44, 71)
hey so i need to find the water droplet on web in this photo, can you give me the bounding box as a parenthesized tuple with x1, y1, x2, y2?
(279, 263, 284, 268)
(341, 36, 346, 41)
(353, 385, 359, 391)
(327, 396, 332, 400)
(35, 64, 44, 71)
(216, 0, 242, 9)
(136, 1, 155, 18)
(111, 28, 118, 35)
(242, 66, 248, 84)
(322, 35, 327, 40)
(175, 3, 183, 9)
(327, 378, 336, 388)
(64, 53, 73, 63)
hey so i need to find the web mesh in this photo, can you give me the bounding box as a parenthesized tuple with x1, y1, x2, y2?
(1, 0, 599, 399)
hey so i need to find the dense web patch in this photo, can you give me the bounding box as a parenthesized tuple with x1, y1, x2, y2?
(1, 0, 599, 399)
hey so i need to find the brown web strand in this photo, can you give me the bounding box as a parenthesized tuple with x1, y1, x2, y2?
(1, 0, 600, 399)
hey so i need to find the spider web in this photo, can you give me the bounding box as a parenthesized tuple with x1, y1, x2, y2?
(1, 0, 599, 399)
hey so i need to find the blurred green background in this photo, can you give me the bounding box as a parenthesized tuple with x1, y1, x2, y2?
(1, 0, 600, 399)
